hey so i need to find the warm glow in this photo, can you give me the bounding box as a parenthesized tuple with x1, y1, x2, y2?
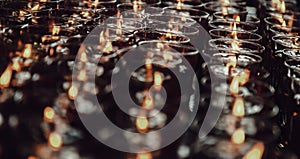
(280, 0, 286, 13)
(136, 116, 148, 133)
(154, 71, 163, 91)
(176, 0, 184, 10)
(282, 20, 287, 27)
(12, 60, 21, 72)
(231, 128, 246, 144)
(28, 156, 38, 159)
(166, 32, 173, 39)
(143, 95, 154, 110)
(229, 76, 239, 95)
(136, 152, 153, 159)
(77, 70, 88, 81)
(232, 97, 245, 117)
(156, 42, 165, 50)
(31, 4, 40, 11)
(231, 40, 240, 51)
(223, 0, 230, 6)
(226, 56, 237, 69)
(99, 31, 105, 44)
(0, 64, 13, 88)
(92, 0, 99, 8)
(22, 44, 32, 58)
(234, 15, 241, 22)
(222, 7, 228, 16)
(80, 52, 88, 62)
(243, 142, 265, 159)
(238, 69, 250, 85)
(48, 132, 62, 150)
(52, 25, 60, 36)
(68, 85, 78, 100)
(44, 106, 55, 122)
(103, 41, 113, 53)
(145, 58, 152, 70)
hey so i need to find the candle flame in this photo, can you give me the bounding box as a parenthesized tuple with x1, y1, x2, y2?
(68, 85, 78, 100)
(22, 44, 32, 58)
(80, 52, 88, 62)
(223, 0, 230, 6)
(52, 25, 60, 36)
(231, 40, 240, 51)
(222, 7, 228, 16)
(243, 142, 265, 159)
(231, 128, 245, 144)
(226, 56, 237, 69)
(154, 71, 163, 91)
(238, 69, 250, 85)
(0, 64, 13, 88)
(103, 41, 113, 53)
(136, 116, 148, 133)
(176, 0, 184, 10)
(156, 42, 165, 50)
(136, 152, 153, 159)
(44, 106, 55, 122)
(31, 4, 40, 11)
(143, 95, 154, 110)
(280, 0, 286, 13)
(12, 60, 21, 72)
(99, 31, 105, 44)
(232, 97, 245, 117)
(92, 0, 99, 8)
(77, 70, 88, 81)
(48, 132, 62, 150)
(229, 76, 239, 95)
(145, 59, 152, 70)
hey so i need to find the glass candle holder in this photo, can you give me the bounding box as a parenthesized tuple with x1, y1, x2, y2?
(163, 6, 209, 23)
(147, 14, 197, 27)
(272, 35, 300, 50)
(209, 38, 265, 54)
(208, 20, 258, 33)
(264, 16, 300, 31)
(203, 1, 247, 14)
(213, 11, 260, 26)
(209, 29, 262, 43)
(134, 30, 190, 44)
(269, 25, 300, 38)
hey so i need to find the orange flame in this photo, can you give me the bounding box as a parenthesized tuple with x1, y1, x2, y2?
(44, 106, 55, 122)
(231, 40, 240, 51)
(222, 7, 228, 16)
(231, 128, 246, 144)
(92, 0, 99, 8)
(226, 56, 237, 69)
(154, 71, 163, 91)
(280, 0, 286, 13)
(137, 152, 153, 159)
(68, 85, 78, 100)
(243, 142, 265, 159)
(145, 59, 152, 70)
(52, 25, 60, 36)
(80, 52, 88, 62)
(136, 116, 148, 133)
(232, 97, 245, 117)
(31, 4, 40, 11)
(229, 76, 240, 95)
(77, 70, 88, 81)
(22, 44, 32, 58)
(12, 60, 21, 72)
(143, 95, 154, 110)
(176, 0, 184, 10)
(103, 41, 113, 53)
(0, 64, 13, 88)
(238, 69, 250, 85)
(48, 132, 62, 150)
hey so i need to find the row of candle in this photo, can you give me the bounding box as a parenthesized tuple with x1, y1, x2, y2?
(0, 0, 300, 158)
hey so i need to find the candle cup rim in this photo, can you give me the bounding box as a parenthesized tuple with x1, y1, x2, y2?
(152, 23, 200, 36)
(138, 41, 199, 56)
(208, 19, 258, 32)
(272, 35, 300, 49)
(208, 38, 265, 54)
(162, 6, 210, 17)
(209, 29, 262, 42)
(147, 14, 197, 26)
(135, 30, 191, 44)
